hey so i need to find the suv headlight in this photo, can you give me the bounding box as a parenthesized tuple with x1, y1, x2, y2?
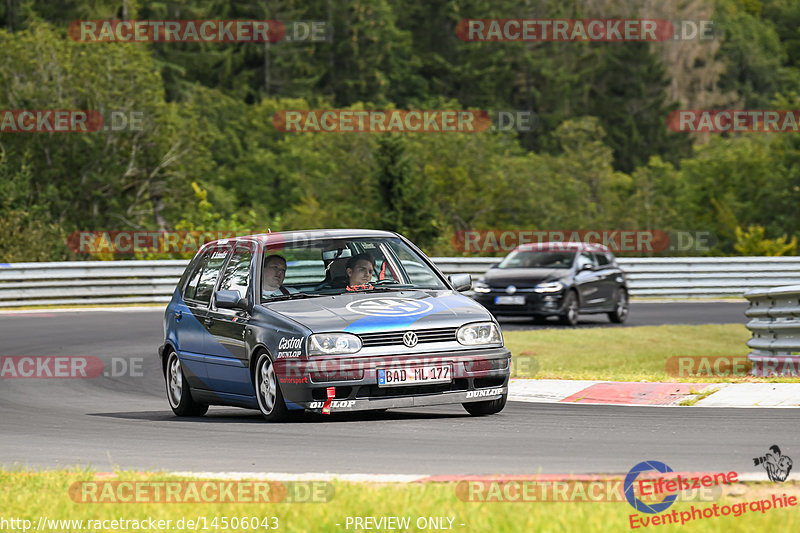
(308, 333, 362, 356)
(533, 281, 564, 293)
(457, 322, 502, 346)
(473, 281, 491, 293)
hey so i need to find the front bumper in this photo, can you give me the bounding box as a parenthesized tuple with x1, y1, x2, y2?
(473, 290, 567, 316)
(301, 387, 508, 412)
(274, 346, 510, 413)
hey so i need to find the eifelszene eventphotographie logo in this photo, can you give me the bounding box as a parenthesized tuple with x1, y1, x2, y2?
(753, 445, 793, 482)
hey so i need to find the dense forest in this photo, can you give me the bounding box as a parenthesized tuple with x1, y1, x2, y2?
(1, 0, 799, 260)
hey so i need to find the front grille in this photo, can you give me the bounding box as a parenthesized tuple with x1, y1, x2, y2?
(358, 327, 457, 347)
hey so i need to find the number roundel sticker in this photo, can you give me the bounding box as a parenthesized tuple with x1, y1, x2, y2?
(346, 297, 434, 317)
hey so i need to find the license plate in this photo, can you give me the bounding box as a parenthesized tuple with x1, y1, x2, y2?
(495, 295, 525, 305)
(377, 365, 452, 387)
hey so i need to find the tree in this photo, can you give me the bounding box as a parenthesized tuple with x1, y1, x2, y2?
(374, 134, 438, 246)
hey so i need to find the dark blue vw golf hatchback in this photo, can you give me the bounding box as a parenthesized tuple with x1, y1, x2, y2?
(160, 229, 511, 421)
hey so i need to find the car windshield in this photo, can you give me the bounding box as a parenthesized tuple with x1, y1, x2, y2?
(259, 236, 447, 301)
(497, 251, 575, 269)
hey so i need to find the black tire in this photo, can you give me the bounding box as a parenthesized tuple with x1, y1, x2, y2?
(165, 351, 208, 417)
(463, 394, 507, 416)
(608, 288, 629, 323)
(558, 291, 579, 326)
(254, 352, 289, 422)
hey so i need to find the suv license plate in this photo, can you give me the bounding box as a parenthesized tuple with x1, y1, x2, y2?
(377, 365, 452, 387)
(495, 295, 525, 305)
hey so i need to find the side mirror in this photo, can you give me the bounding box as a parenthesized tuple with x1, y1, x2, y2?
(215, 290, 248, 310)
(489, 262, 500, 269)
(449, 273, 472, 292)
(580, 263, 595, 272)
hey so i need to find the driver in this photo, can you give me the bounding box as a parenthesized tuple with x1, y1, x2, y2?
(262, 254, 298, 298)
(345, 253, 376, 291)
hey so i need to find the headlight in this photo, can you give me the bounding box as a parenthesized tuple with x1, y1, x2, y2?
(457, 322, 502, 346)
(533, 281, 564, 293)
(307, 333, 362, 356)
(473, 281, 491, 293)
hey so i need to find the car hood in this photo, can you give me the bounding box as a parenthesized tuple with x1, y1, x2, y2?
(482, 268, 568, 287)
(260, 290, 493, 334)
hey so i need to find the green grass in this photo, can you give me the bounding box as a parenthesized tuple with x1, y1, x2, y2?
(679, 387, 721, 406)
(504, 324, 800, 383)
(2, 470, 799, 533)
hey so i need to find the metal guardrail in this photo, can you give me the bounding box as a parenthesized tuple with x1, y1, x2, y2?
(436, 256, 800, 298)
(1, 257, 799, 307)
(744, 285, 800, 376)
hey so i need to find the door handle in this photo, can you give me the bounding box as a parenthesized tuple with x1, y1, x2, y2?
(204, 317, 214, 327)
(174, 311, 182, 322)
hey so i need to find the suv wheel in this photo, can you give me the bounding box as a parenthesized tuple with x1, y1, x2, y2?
(608, 289, 629, 323)
(255, 352, 289, 422)
(558, 291, 579, 326)
(166, 351, 208, 417)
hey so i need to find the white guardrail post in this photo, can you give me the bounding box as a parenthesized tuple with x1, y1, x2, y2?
(0, 256, 800, 306)
(744, 285, 800, 376)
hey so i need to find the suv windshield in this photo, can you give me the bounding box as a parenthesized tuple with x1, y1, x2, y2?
(497, 251, 575, 269)
(259, 236, 447, 301)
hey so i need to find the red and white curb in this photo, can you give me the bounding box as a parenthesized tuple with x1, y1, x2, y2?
(509, 379, 800, 407)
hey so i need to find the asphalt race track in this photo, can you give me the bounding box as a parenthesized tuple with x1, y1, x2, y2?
(496, 300, 748, 329)
(2, 301, 788, 476)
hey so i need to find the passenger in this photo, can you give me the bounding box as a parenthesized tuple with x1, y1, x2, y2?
(262, 255, 298, 298)
(345, 253, 376, 291)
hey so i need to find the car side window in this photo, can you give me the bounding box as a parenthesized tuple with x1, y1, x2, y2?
(576, 252, 595, 270)
(193, 248, 230, 304)
(594, 253, 611, 267)
(219, 247, 252, 298)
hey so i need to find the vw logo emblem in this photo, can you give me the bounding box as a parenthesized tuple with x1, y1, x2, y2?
(506, 285, 517, 295)
(403, 331, 418, 347)
(346, 297, 434, 317)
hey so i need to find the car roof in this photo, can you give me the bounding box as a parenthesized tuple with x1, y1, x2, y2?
(514, 241, 611, 253)
(197, 228, 400, 252)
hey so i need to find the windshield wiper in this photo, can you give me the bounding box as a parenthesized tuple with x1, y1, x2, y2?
(263, 292, 319, 302)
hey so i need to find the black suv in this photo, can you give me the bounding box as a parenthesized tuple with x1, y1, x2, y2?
(471, 242, 629, 326)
